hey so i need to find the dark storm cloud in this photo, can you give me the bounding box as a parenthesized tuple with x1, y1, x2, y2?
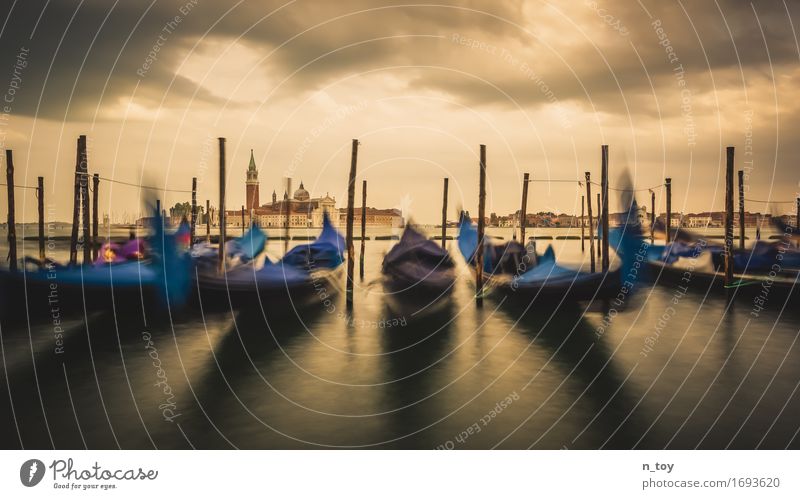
(0, 0, 237, 120)
(0, 0, 798, 121)
(409, 0, 800, 117)
(0, 0, 524, 120)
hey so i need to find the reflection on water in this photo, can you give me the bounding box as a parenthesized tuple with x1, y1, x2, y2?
(1, 230, 799, 449)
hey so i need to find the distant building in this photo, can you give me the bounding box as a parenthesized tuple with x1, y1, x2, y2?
(226, 150, 406, 228)
(654, 211, 785, 229)
(778, 214, 798, 227)
(556, 213, 578, 227)
(494, 205, 794, 231)
(135, 216, 157, 228)
(686, 215, 712, 228)
(227, 151, 336, 228)
(228, 184, 336, 228)
(605, 206, 648, 227)
(245, 149, 260, 212)
(339, 207, 404, 228)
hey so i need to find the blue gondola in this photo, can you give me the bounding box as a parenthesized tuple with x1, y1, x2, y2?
(644, 216, 799, 303)
(191, 222, 268, 272)
(0, 212, 192, 323)
(193, 212, 344, 312)
(381, 224, 455, 299)
(457, 210, 645, 302)
(281, 213, 345, 270)
(646, 242, 799, 304)
(650, 218, 800, 273)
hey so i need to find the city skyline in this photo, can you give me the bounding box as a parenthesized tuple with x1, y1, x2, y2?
(2, 1, 800, 225)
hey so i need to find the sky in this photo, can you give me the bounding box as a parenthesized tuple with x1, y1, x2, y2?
(1, 0, 799, 224)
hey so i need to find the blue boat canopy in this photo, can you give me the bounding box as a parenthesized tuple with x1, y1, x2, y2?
(457, 213, 527, 274)
(227, 223, 268, 262)
(281, 212, 345, 269)
(384, 224, 453, 269)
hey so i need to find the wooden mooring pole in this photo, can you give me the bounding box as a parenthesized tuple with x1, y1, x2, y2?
(69, 138, 81, 265)
(92, 173, 99, 261)
(796, 197, 799, 231)
(601, 145, 609, 272)
(519, 172, 529, 243)
(724, 147, 735, 288)
(596, 192, 601, 262)
(796, 197, 800, 248)
(585, 172, 595, 273)
(5, 150, 17, 271)
(191, 177, 197, 242)
(79, 136, 90, 266)
(241, 205, 245, 235)
(738, 170, 745, 250)
(441, 178, 448, 249)
(37, 176, 45, 260)
(796, 197, 800, 247)
(218, 137, 226, 274)
(284, 178, 291, 253)
(581, 194, 585, 252)
(345, 139, 359, 307)
(360, 180, 367, 280)
(665, 177, 672, 244)
(476, 144, 487, 306)
(796, 197, 800, 229)
(205, 199, 210, 242)
(650, 190, 655, 244)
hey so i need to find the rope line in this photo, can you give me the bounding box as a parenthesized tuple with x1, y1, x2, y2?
(98, 176, 191, 193)
(525, 178, 665, 192)
(590, 181, 665, 192)
(0, 183, 39, 190)
(73, 172, 192, 193)
(744, 198, 798, 204)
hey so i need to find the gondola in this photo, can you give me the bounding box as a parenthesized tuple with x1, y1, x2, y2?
(191, 221, 269, 272)
(770, 217, 800, 245)
(649, 218, 800, 274)
(649, 239, 800, 274)
(645, 236, 799, 304)
(646, 254, 799, 304)
(193, 213, 345, 312)
(0, 213, 192, 323)
(457, 211, 644, 303)
(380, 224, 456, 313)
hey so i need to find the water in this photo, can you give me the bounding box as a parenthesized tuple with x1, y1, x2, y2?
(1, 226, 799, 449)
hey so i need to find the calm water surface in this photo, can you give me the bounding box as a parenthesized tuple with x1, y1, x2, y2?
(1, 226, 799, 449)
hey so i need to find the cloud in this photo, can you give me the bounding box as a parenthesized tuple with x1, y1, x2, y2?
(2, 0, 798, 122)
(0, 0, 526, 120)
(1, 0, 798, 221)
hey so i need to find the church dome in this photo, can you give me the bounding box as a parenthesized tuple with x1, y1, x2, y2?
(293, 181, 310, 201)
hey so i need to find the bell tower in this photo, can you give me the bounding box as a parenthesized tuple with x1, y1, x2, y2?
(245, 149, 259, 211)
